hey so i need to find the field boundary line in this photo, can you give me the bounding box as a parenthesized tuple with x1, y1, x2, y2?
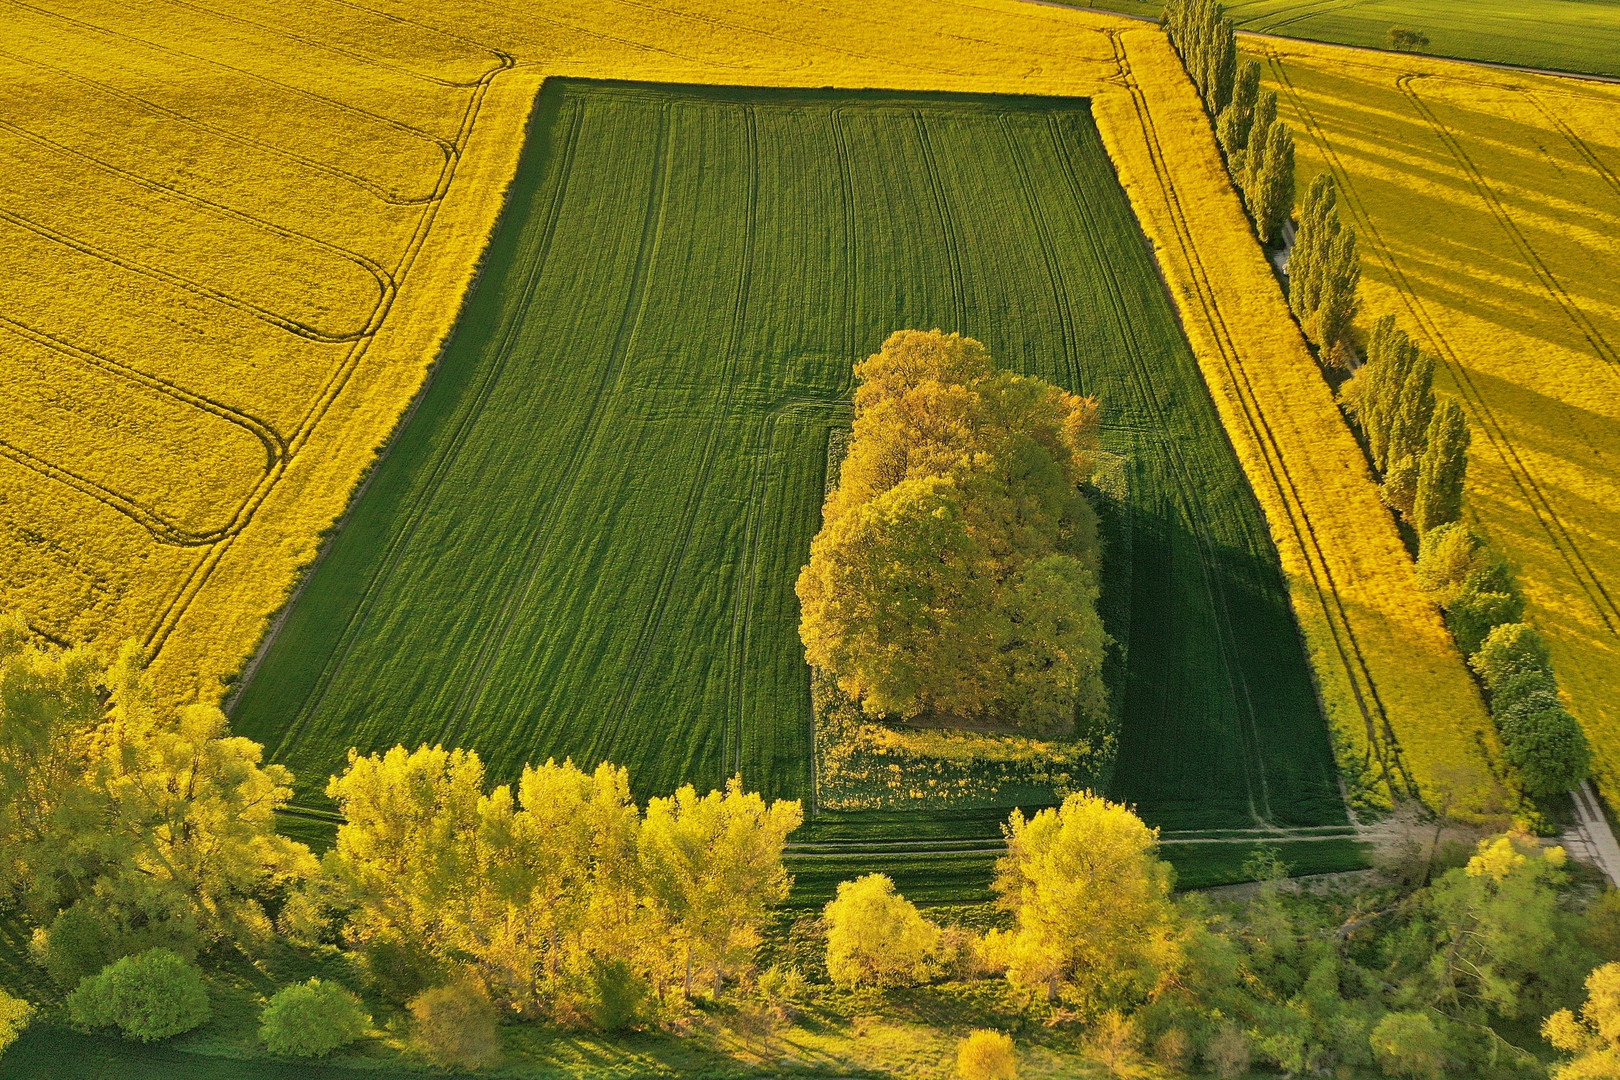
(262, 98, 586, 761)
(1039, 109, 1277, 824)
(1106, 29, 1410, 799)
(1265, 49, 1620, 639)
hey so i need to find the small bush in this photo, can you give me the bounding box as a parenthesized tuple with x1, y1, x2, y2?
(409, 978, 500, 1070)
(35, 905, 110, 991)
(958, 1029, 1018, 1080)
(1370, 1010, 1445, 1079)
(1204, 1021, 1251, 1079)
(1152, 1026, 1191, 1070)
(585, 959, 647, 1033)
(67, 949, 209, 1042)
(260, 978, 368, 1057)
(824, 873, 941, 987)
(0, 990, 34, 1055)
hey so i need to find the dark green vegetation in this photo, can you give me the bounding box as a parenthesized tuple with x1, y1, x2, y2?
(233, 78, 1344, 834)
(1074, 0, 1620, 77)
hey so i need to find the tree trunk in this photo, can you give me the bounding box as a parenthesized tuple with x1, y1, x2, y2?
(714, 968, 723, 1000)
(683, 944, 694, 1000)
(1047, 974, 1059, 1003)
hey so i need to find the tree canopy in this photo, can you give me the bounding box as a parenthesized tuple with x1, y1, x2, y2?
(796, 330, 1107, 737)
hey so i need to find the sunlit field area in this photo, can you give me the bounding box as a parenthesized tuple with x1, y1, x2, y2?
(233, 79, 1346, 837)
(1259, 38, 1620, 806)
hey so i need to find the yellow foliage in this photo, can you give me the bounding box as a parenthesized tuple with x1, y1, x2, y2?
(1, 0, 1498, 814)
(957, 1029, 1018, 1080)
(1256, 35, 1620, 805)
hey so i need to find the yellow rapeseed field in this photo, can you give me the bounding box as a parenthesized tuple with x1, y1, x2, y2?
(0, 0, 1493, 811)
(1257, 36, 1620, 805)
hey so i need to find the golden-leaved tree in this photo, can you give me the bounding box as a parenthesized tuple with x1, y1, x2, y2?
(0, 614, 314, 987)
(796, 330, 1106, 737)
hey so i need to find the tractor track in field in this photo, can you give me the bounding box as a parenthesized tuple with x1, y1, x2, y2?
(10, 0, 458, 157)
(1000, 115, 1083, 393)
(441, 103, 677, 748)
(1043, 96, 1275, 825)
(0, 0, 510, 624)
(912, 113, 970, 333)
(1111, 29, 1413, 800)
(0, 47, 440, 204)
(142, 40, 513, 654)
(0, 116, 396, 301)
(127, 0, 495, 89)
(1266, 49, 1620, 640)
(1398, 74, 1620, 385)
(594, 106, 762, 773)
(0, 205, 373, 343)
(264, 101, 586, 768)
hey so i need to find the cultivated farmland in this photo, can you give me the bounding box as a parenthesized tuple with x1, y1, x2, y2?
(234, 79, 1345, 834)
(1079, 0, 1620, 77)
(1259, 39, 1620, 807)
(0, 0, 1494, 831)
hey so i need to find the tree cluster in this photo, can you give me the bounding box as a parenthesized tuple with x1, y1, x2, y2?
(1341, 316, 1469, 534)
(322, 745, 802, 1021)
(811, 791, 1614, 1079)
(0, 615, 315, 992)
(1165, 0, 1294, 243)
(1288, 173, 1361, 364)
(797, 330, 1108, 737)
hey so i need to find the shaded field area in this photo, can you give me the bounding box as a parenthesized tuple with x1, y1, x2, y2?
(1070, 0, 1620, 77)
(1256, 41, 1620, 806)
(232, 79, 1344, 832)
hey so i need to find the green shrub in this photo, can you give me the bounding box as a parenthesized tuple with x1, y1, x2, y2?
(35, 905, 110, 991)
(260, 978, 368, 1057)
(1501, 706, 1591, 798)
(362, 932, 444, 1004)
(67, 949, 209, 1042)
(1370, 1010, 1444, 1079)
(1445, 587, 1524, 657)
(1471, 623, 1551, 693)
(408, 979, 500, 1070)
(585, 959, 647, 1033)
(0, 990, 34, 1056)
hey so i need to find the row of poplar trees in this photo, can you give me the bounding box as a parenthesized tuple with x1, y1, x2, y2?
(1164, 0, 1293, 245)
(1163, 1, 1589, 802)
(1165, 0, 1361, 365)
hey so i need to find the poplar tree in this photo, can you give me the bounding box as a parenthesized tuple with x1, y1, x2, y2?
(1243, 91, 1278, 206)
(1315, 225, 1361, 362)
(1289, 173, 1337, 321)
(1413, 397, 1470, 534)
(1381, 350, 1437, 515)
(1253, 120, 1296, 244)
(1216, 58, 1262, 165)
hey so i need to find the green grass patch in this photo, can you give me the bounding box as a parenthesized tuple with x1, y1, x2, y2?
(232, 78, 1343, 834)
(1071, 0, 1620, 77)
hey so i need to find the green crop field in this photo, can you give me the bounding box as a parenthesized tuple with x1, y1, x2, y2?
(231, 78, 1346, 837)
(1072, 0, 1620, 77)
